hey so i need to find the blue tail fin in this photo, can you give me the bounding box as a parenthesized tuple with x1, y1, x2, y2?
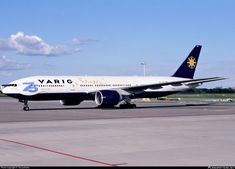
(172, 45, 202, 79)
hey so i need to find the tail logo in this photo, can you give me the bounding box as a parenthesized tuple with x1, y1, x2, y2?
(187, 56, 197, 69)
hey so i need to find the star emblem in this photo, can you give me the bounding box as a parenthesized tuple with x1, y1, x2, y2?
(187, 56, 196, 69)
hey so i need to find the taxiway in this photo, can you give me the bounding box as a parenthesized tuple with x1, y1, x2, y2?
(0, 97, 235, 166)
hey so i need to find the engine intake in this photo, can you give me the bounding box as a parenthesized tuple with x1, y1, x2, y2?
(95, 90, 122, 107)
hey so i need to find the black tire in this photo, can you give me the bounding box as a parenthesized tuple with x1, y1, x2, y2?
(120, 104, 136, 109)
(23, 107, 29, 111)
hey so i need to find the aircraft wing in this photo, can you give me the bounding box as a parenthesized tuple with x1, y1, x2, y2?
(123, 77, 226, 92)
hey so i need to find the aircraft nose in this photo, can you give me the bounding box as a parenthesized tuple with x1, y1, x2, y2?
(0, 86, 3, 93)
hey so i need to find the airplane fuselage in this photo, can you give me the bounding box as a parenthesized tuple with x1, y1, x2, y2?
(1, 76, 191, 101)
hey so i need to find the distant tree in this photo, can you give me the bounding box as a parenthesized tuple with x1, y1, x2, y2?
(182, 87, 234, 94)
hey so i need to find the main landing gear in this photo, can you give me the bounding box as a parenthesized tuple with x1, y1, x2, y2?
(119, 98, 136, 109)
(19, 100, 29, 111)
(119, 103, 136, 109)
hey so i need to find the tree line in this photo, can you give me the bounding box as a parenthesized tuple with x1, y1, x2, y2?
(181, 87, 235, 94)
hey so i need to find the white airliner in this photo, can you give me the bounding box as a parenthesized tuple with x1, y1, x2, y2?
(0, 45, 225, 111)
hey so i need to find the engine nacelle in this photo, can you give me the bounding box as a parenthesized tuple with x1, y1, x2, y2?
(95, 90, 122, 107)
(60, 99, 82, 106)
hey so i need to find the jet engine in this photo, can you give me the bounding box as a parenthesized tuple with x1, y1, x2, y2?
(95, 90, 122, 107)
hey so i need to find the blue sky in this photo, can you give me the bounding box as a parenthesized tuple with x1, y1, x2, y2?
(0, 0, 234, 88)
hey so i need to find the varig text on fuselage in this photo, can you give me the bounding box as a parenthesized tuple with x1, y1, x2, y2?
(38, 79, 73, 84)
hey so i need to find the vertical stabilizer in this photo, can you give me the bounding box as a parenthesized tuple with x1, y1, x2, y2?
(172, 45, 201, 79)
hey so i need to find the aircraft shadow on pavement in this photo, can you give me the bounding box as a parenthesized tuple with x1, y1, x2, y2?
(28, 103, 212, 111)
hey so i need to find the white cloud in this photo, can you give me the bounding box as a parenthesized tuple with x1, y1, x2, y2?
(0, 32, 81, 56)
(0, 55, 30, 70)
(70, 38, 82, 46)
(70, 38, 99, 46)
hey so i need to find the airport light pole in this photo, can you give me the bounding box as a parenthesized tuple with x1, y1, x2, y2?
(140, 62, 146, 76)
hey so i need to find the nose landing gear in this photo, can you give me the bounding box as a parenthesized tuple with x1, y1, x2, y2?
(19, 100, 29, 111)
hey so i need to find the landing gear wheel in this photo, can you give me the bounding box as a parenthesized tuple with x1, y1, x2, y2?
(119, 103, 136, 109)
(131, 104, 136, 108)
(19, 100, 30, 111)
(23, 106, 30, 111)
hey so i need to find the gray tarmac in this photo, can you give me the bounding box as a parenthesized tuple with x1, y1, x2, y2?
(0, 97, 235, 166)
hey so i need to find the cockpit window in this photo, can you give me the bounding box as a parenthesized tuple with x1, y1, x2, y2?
(2, 84, 17, 87)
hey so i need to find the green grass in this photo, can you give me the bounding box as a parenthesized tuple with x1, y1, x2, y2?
(170, 93, 235, 99)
